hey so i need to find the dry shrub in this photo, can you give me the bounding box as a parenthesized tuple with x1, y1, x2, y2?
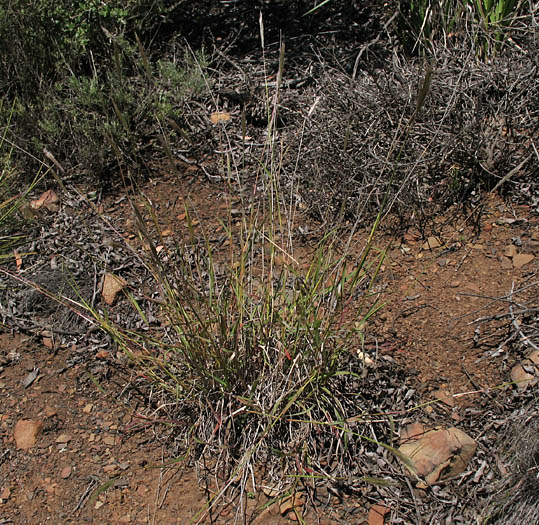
(283, 43, 538, 226)
(482, 401, 539, 524)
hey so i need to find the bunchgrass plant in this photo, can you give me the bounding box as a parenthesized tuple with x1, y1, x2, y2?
(72, 28, 431, 521)
(73, 35, 406, 519)
(82, 180, 388, 520)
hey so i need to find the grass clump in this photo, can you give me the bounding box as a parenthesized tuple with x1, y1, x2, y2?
(86, 188, 387, 492)
(75, 38, 434, 514)
(77, 51, 392, 508)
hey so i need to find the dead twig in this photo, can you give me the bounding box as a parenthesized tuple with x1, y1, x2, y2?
(489, 153, 533, 193)
(72, 475, 100, 514)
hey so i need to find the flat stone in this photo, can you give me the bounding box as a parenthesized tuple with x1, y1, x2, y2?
(499, 256, 513, 269)
(513, 253, 534, 269)
(422, 236, 441, 250)
(45, 406, 57, 418)
(465, 283, 480, 293)
(433, 390, 455, 407)
(399, 423, 425, 445)
(14, 419, 43, 450)
(399, 427, 477, 484)
(280, 493, 306, 518)
(30, 190, 59, 211)
(210, 111, 231, 124)
(368, 503, 390, 525)
(102, 435, 116, 446)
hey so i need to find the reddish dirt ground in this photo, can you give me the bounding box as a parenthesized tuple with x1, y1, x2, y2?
(2, 170, 538, 523)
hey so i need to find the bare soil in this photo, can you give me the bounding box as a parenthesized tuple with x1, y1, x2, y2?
(1, 170, 538, 524)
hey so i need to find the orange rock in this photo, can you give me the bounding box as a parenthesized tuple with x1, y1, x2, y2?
(422, 236, 442, 250)
(513, 253, 534, 269)
(399, 427, 477, 484)
(368, 503, 390, 525)
(14, 419, 43, 450)
(433, 389, 455, 407)
(399, 422, 425, 445)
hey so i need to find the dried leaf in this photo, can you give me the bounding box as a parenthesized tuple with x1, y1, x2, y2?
(14, 250, 22, 270)
(30, 190, 59, 211)
(102, 273, 127, 305)
(21, 368, 39, 388)
(210, 112, 231, 124)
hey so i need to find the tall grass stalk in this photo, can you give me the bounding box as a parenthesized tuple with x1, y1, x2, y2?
(0, 100, 45, 259)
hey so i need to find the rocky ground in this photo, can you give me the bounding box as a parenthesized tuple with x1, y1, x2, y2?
(1, 170, 538, 524)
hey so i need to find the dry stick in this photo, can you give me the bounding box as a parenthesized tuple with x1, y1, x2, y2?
(72, 476, 99, 513)
(454, 248, 472, 272)
(475, 332, 519, 362)
(194, 369, 308, 523)
(214, 47, 249, 83)
(489, 153, 533, 193)
(0, 267, 96, 327)
(404, 476, 423, 525)
(0, 315, 83, 336)
(461, 284, 539, 323)
(383, 50, 471, 219)
(42, 147, 65, 173)
(465, 306, 539, 322)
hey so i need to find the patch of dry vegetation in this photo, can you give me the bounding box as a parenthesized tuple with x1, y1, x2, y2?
(1, 1, 538, 522)
(283, 44, 537, 226)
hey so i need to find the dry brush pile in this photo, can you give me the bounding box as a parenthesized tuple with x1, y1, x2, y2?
(279, 44, 538, 226)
